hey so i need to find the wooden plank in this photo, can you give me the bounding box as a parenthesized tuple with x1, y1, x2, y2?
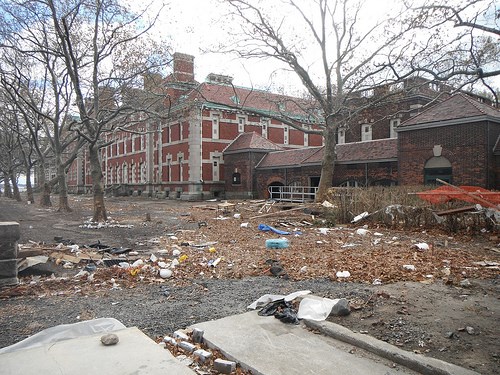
(434, 205, 477, 216)
(250, 206, 305, 220)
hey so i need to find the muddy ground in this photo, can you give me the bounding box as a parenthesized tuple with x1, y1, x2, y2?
(0, 195, 498, 374)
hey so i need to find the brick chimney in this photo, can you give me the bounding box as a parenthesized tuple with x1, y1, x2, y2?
(173, 53, 195, 82)
(165, 53, 197, 103)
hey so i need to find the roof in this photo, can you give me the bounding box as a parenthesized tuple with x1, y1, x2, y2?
(184, 81, 320, 123)
(256, 147, 322, 169)
(255, 138, 398, 168)
(223, 132, 284, 154)
(336, 138, 398, 163)
(401, 93, 500, 127)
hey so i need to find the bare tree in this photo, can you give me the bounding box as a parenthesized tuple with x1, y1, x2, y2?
(222, 0, 418, 201)
(44, 0, 169, 221)
(0, 0, 169, 220)
(403, 0, 499, 102)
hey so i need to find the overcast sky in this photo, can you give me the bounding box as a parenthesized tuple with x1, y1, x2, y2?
(150, 0, 499, 94)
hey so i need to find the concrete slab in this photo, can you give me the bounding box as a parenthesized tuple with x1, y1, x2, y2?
(193, 311, 420, 375)
(0, 327, 195, 375)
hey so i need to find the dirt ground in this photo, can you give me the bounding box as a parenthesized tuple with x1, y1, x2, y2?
(0, 195, 498, 374)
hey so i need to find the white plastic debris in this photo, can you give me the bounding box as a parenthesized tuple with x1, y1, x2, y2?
(403, 264, 416, 271)
(297, 297, 340, 321)
(352, 211, 369, 223)
(322, 200, 334, 208)
(118, 262, 130, 269)
(355, 228, 369, 236)
(247, 290, 311, 310)
(131, 259, 144, 267)
(318, 228, 329, 235)
(172, 249, 181, 257)
(372, 278, 382, 285)
(415, 242, 430, 250)
(157, 261, 168, 268)
(300, 266, 307, 273)
(159, 269, 173, 279)
(150, 254, 158, 263)
(171, 258, 180, 267)
(240, 222, 249, 228)
(68, 245, 79, 252)
(233, 213, 241, 219)
(336, 270, 351, 278)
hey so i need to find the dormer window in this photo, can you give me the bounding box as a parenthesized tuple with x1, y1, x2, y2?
(361, 89, 374, 98)
(361, 124, 372, 141)
(230, 95, 240, 105)
(429, 82, 440, 92)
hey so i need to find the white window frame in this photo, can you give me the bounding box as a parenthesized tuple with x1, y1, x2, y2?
(390, 119, 400, 138)
(212, 156, 220, 181)
(304, 132, 309, 146)
(361, 89, 374, 98)
(361, 124, 372, 142)
(238, 116, 245, 133)
(283, 125, 289, 145)
(212, 114, 220, 139)
(261, 118, 269, 138)
(178, 156, 183, 182)
(338, 128, 346, 144)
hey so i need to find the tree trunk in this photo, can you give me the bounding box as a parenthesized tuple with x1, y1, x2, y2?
(315, 122, 336, 202)
(4, 178, 13, 198)
(25, 167, 35, 204)
(38, 164, 52, 207)
(10, 172, 22, 202)
(56, 155, 71, 212)
(89, 144, 107, 222)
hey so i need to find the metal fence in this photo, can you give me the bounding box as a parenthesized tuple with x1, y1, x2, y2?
(268, 185, 318, 202)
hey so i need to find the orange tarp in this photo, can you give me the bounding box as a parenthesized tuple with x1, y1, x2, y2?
(417, 186, 500, 207)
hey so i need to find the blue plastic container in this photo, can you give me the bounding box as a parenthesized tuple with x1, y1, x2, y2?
(265, 238, 289, 249)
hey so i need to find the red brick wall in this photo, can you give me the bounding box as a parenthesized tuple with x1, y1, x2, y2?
(398, 121, 499, 188)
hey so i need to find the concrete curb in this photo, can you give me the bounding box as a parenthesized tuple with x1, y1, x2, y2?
(304, 319, 481, 375)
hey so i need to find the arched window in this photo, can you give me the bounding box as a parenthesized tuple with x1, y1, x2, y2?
(424, 156, 452, 185)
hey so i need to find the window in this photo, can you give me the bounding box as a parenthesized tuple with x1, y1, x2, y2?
(261, 119, 269, 138)
(238, 117, 245, 133)
(390, 82, 404, 91)
(429, 82, 440, 92)
(212, 114, 219, 139)
(340, 180, 361, 187)
(230, 95, 240, 105)
(338, 128, 346, 144)
(283, 126, 289, 145)
(122, 163, 128, 184)
(389, 119, 400, 138)
(212, 156, 220, 181)
(304, 132, 309, 146)
(140, 162, 146, 183)
(178, 156, 183, 181)
(361, 124, 372, 141)
(361, 89, 374, 98)
(131, 135, 135, 152)
(232, 172, 241, 185)
(140, 135, 145, 149)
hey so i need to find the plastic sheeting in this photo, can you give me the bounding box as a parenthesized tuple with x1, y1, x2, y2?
(0, 318, 126, 354)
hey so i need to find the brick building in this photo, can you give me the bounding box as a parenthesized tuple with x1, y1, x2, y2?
(398, 93, 500, 188)
(67, 53, 323, 199)
(66, 52, 500, 199)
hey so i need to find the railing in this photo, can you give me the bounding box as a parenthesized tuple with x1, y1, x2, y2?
(268, 185, 318, 202)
